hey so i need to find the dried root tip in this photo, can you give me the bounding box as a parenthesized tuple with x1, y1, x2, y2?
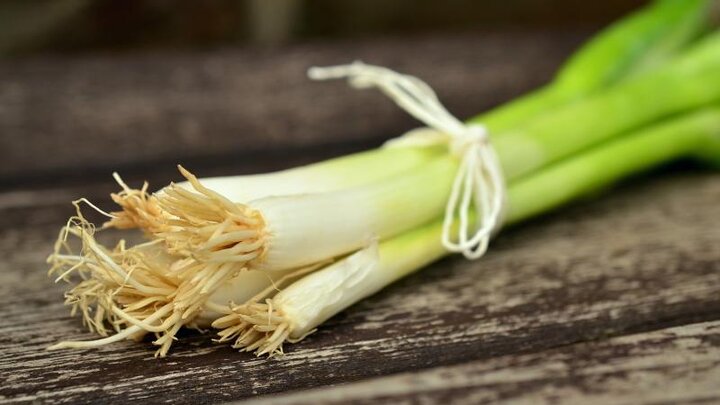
(47, 209, 195, 356)
(105, 173, 165, 232)
(104, 166, 266, 265)
(102, 167, 267, 268)
(47, 324, 146, 351)
(48, 169, 267, 357)
(213, 300, 296, 357)
(153, 166, 267, 264)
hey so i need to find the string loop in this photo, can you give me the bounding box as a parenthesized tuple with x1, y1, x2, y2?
(309, 61, 505, 259)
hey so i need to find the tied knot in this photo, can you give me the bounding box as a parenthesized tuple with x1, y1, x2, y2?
(450, 125, 488, 157)
(309, 61, 505, 260)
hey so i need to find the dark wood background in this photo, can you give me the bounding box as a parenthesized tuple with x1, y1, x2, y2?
(1, 30, 719, 404)
(0, 0, 646, 53)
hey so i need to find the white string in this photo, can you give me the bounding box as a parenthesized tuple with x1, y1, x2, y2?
(308, 61, 505, 259)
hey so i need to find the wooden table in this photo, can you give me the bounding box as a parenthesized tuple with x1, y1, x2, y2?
(1, 31, 719, 404)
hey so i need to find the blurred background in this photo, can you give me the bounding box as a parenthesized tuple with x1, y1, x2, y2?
(0, 0, 652, 190)
(1, 0, 646, 54)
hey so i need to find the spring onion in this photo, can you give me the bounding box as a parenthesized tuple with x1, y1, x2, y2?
(47, 1, 720, 357)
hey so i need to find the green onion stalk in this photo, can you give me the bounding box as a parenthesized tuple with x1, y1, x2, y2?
(47, 1, 720, 356)
(479, 0, 713, 133)
(215, 108, 720, 355)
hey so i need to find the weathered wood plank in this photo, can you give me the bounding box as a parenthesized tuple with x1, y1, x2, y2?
(247, 320, 720, 404)
(1, 171, 718, 404)
(0, 31, 583, 184)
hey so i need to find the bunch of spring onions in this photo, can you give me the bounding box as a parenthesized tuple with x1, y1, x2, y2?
(48, 0, 720, 357)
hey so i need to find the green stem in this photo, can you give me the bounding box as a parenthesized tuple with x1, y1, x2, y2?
(551, 0, 711, 94)
(478, 85, 567, 134)
(386, 106, 720, 280)
(494, 32, 720, 180)
(506, 107, 720, 223)
(475, 0, 712, 134)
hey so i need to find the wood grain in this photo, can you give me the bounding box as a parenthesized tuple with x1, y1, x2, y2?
(1, 171, 718, 404)
(248, 320, 720, 404)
